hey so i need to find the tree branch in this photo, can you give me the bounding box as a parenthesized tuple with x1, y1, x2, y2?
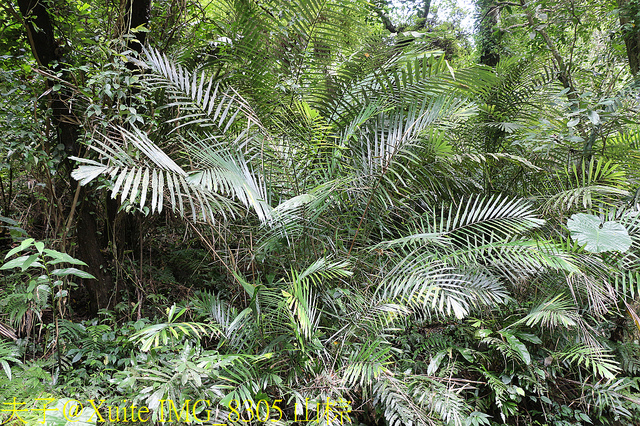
(373, 4, 397, 33)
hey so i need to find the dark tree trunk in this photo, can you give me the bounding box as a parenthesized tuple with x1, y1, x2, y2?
(106, 0, 151, 262)
(17, 0, 152, 313)
(17, 0, 117, 313)
(477, 0, 501, 67)
(16, 0, 58, 67)
(76, 190, 113, 311)
(122, 0, 152, 54)
(619, 0, 640, 75)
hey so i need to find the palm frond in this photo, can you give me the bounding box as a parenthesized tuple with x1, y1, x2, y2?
(342, 340, 392, 387)
(514, 294, 579, 329)
(144, 47, 262, 136)
(430, 194, 544, 240)
(72, 125, 272, 223)
(411, 377, 472, 426)
(543, 159, 629, 213)
(379, 261, 508, 319)
(373, 375, 434, 426)
(560, 344, 621, 380)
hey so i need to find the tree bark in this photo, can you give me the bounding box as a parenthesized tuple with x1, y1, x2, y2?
(618, 0, 640, 75)
(17, 0, 117, 313)
(477, 0, 501, 67)
(76, 190, 113, 311)
(421, 0, 432, 21)
(16, 0, 58, 67)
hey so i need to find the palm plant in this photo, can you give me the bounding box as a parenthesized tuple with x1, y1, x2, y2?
(66, 0, 640, 423)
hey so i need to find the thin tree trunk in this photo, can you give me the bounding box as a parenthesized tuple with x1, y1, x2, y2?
(422, 0, 431, 20)
(618, 0, 640, 75)
(477, 0, 501, 67)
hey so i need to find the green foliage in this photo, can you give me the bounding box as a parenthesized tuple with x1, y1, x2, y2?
(567, 213, 632, 253)
(3, 0, 640, 424)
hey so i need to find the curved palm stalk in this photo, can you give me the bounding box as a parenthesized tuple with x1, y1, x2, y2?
(324, 290, 411, 343)
(276, 0, 371, 105)
(353, 97, 474, 176)
(560, 344, 621, 380)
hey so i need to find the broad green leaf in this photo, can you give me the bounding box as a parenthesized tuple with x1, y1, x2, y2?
(1, 255, 41, 270)
(21, 253, 41, 271)
(587, 110, 600, 125)
(501, 331, 531, 364)
(44, 398, 96, 426)
(475, 329, 492, 339)
(514, 332, 542, 345)
(427, 350, 447, 374)
(51, 268, 96, 279)
(567, 213, 631, 253)
(44, 249, 88, 266)
(567, 118, 579, 127)
(233, 271, 256, 298)
(34, 241, 45, 254)
(5, 238, 34, 259)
